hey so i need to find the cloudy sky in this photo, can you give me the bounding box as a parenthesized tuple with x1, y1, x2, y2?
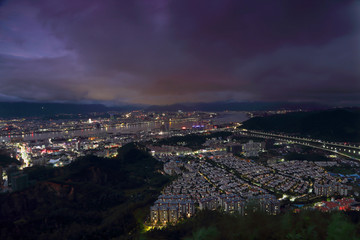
(0, 0, 359, 105)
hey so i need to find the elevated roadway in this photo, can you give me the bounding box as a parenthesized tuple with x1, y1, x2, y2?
(238, 129, 360, 161)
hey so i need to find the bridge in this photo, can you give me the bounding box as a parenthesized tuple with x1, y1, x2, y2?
(237, 129, 360, 161)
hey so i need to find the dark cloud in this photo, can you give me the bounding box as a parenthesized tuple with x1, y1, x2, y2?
(0, 0, 359, 105)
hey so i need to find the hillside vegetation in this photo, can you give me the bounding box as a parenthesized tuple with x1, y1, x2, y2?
(242, 108, 360, 142)
(0, 143, 170, 240)
(145, 210, 360, 240)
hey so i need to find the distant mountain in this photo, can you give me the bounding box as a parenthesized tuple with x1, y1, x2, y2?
(0, 102, 139, 118)
(146, 101, 329, 112)
(0, 101, 341, 118)
(242, 108, 360, 142)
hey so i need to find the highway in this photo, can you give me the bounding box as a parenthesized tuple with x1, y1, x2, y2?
(237, 129, 360, 161)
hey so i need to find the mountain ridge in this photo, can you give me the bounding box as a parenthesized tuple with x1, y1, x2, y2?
(0, 101, 333, 118)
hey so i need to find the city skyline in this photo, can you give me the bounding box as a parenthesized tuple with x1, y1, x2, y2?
(0, 0, 359, 105)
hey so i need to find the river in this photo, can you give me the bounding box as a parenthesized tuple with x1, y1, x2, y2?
(0, 112, 248, 142)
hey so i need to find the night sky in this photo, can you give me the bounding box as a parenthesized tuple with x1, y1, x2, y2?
(0, 0, 359, 105)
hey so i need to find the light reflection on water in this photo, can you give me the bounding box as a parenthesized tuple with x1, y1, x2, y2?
(1, 112, 248, 142)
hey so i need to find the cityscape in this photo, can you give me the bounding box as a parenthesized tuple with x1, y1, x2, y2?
(1, 0, 359, 239)
(1, 109, 360, 230)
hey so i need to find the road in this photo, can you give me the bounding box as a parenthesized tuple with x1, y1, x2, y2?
(237, 129, 360, 161)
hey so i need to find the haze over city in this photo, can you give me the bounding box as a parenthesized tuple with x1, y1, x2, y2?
(0, 0, 359, 105)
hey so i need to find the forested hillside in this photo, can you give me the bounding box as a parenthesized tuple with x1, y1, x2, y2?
(0, 143, 170, 240)
(242, 108, 360, 142)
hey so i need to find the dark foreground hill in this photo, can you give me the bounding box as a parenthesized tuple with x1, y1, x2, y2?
(242, 108, 360, 142)
(0, 143, 170, 240)
(145, 210, 360, 240)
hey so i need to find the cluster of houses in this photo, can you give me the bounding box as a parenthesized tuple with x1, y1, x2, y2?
(199, 194, 280, 215)
(314, 181, 352, 196)
(315, 198, 359, 212)
(149, 193, 280, 225)
(150, 195, 195, 225)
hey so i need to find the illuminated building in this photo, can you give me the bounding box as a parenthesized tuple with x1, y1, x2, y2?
(150, 195, 195, 225)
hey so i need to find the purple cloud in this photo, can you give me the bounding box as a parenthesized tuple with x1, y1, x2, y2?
(0, 0, 359, 105)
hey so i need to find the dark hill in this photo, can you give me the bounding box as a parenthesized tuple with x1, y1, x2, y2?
(0, 143, 170, 240)
(0, 153, 21, 167)
(242, 108, 360, 142)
